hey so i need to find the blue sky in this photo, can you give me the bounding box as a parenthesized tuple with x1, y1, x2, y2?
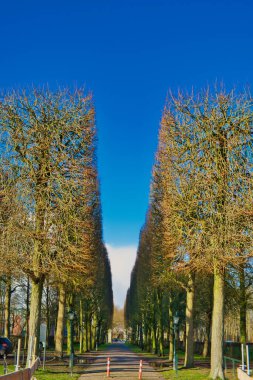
(1, 0, 253, 306)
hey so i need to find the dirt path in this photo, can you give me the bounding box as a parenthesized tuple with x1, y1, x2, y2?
(78, 343, 164, 380)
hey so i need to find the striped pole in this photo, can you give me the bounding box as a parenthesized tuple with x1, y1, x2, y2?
(139, 359, 143, 380)
(107, 357, 110, 377)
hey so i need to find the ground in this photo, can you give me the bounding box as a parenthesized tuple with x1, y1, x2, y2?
(0, 342, 238, 379)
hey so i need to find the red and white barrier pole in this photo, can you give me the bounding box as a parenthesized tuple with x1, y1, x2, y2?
(107, 357, 110, 377)
(139, 359, 143, 380)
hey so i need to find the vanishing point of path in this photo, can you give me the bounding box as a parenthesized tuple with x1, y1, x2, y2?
(78, 342, 164, 380)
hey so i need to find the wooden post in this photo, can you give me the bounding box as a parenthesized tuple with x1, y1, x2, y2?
(241, 343, 245, 371)
(246, 345, 250, 376)
(15, 338, 21, 371)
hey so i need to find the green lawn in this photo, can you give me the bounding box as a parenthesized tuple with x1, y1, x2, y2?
(162, 367, 210, 380)
(0, 365, 79, 380)
(0, 365, 15, 375)
(97, 343, 110, 351)
(125, 343, 209, 361)
(162, 367, 234, 380)
(124, 342, 158, 358)
(34, 369, 79, 380)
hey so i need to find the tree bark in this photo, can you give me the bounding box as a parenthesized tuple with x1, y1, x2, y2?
(55, 285, 66, 357)
(168, 296, 174, 361)
(151, 325, 156, 354)
(79, 299, 84, 353)
(92, 314, 97, 350)
(184, 272, 195, 368)
(202, 312, 212, 358)
(46, 282, 50, 347)
(84, 316, 88, 351)
(239, 264, 247, 344)
(27, 277, 44, 365)
(157, 291, 164, 356)
(66, 293, 74, 355)
(209, 269, 225, 380)
(87, 315, 91, 351)
(4, 276, 11, 338)
(24, 276, 30, 350)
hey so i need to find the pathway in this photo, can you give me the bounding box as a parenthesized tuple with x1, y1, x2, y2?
(78, 342, 164, 380)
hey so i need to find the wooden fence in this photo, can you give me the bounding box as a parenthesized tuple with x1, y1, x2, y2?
(0, 357, 40, 380)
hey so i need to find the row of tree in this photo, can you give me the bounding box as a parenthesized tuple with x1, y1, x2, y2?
(0, 88, 113, 359)
(125, 88, 253, 380)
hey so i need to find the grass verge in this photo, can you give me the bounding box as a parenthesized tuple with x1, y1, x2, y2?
(162, 367, 210, 379)
(34, 368, 79, 380)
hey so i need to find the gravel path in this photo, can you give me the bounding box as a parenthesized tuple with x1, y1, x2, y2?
(78, 343, 164, 380)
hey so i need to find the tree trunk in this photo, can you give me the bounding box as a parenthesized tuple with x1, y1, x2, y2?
(168, 296, 174, 361)
(24, 276, 30, 350)
(27, 277, 44, 365)
(85, 317, 89, 351)
(209, 269, 225, 380)
(157, 290, 164, 356)
(151, 325, 156, 354)
(139, 322, 144, 350)
(66, 293, 74, 355)
(239, 264, 247, 344)
(55, 285, 66, 357)
(4, 276, 11, 338)
(184, 272, 195, 368)
(83, 318, 87, 352)
(89, 317, 92, 350)
(203, 332, 209, 358)
(92, 314, 97, 350)
(203, 312, 212, 358)
(87, 316, 91, 351)
(79, 300, 84, 353)
(46, 282, 50, 347)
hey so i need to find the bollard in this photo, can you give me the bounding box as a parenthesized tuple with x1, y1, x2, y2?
(107, 357, 110, 377)
(139, 359, 143, 380)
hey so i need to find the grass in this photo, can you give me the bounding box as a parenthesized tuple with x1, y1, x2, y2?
(0, 365, 15, 375)
(124, 342, 158, 358)
(125, 343, 210, 361)
(0, 364, 79, 379)
(162, 367, 210, 380)
(97, 343, 110, 351)
(162, 367, 234, 380)
(34, 368, 79, 380)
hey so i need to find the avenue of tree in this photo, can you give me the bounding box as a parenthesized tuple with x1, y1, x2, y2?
(0, 88, 113, 359)
(125, 88, 253, 380)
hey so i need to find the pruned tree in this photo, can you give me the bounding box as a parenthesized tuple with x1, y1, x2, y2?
(0, 88, 98, 356)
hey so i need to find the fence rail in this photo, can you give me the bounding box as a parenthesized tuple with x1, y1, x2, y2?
(224, 356, 241, 378)
(0, 357, 40, 380)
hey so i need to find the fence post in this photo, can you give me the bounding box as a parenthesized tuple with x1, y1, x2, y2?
(241, 343, 245, 371)
(246, 344, 250, 376)
(232, 359, 235, 378)
(15, 338, 21, 372)
(43, 342, 46, 370)
(27, 336, 34, 368)
(3, 354, 7, 374)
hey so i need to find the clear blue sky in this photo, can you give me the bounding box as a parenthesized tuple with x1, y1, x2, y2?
(1, 0, 252, 246)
